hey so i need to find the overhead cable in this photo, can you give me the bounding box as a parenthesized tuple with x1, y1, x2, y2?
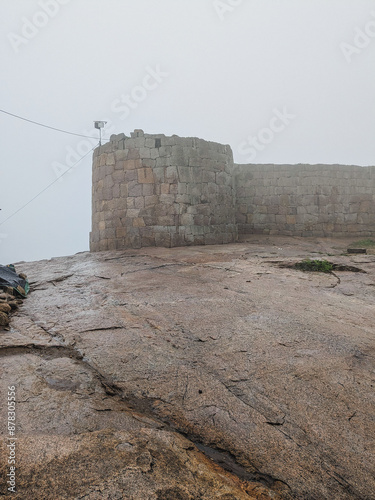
(0, 143, 98, 227)
(0, 109, 100, 140)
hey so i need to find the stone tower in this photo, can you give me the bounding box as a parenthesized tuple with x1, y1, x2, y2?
(90, 130, 238, 251)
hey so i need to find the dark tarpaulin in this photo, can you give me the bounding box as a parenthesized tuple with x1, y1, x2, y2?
(0, 265, 29, 297)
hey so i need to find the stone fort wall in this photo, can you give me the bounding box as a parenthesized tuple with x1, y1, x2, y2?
(90, 130, 375, 251)
(235, 163, 375, 237)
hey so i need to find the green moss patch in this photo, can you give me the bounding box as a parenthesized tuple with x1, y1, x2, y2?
(294, 259, 334, 273)
(348, 238, 375, 248)
(277, 259, 366, 274)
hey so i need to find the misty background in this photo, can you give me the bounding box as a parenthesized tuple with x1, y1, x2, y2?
(1, 0, 374, 264)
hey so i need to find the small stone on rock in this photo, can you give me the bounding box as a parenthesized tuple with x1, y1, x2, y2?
(0, 311, 10, 327)
(0, 303, 12, 313)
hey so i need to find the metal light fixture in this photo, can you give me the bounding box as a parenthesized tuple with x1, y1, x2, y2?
(94, 121, 107, 145)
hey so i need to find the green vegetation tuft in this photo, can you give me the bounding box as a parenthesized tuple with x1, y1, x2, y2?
(348, 239, 375, 248)
(294, 259, 333, 273)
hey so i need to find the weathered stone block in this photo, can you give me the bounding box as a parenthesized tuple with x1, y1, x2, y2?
(181, 214, 194, 226)
(126, 198, 135, 209)
(161, 183, 170, 194)
(155, 156, 171, 168)
(134, 197, 145, 209)
(148, 147, 159, 160)
(155, 232, 171, 247)
(125, 170, 137, 182)
(141, 184, 154, 196)
(115, 149, 128, 161)
(360, 200, 372, 212)
(133, 218, 145, 228)
(124, 159, 141, 170)
(126, 209, 139, 218)
(144, 195, 159, 207)
(128, 183, 142, 197)
(159, 194, 176, 205)
(141, 235, 156, 246)
(166, 166, 179, 183)
(99, 154, 107, 167)
(138, 168, 154, 184)
(128, 148, 141, 159)
(139, 147, 151, 159)
(106, 153, 115, 166)
(120, 183, 128, 198)
(112, 170, 125, 183)
(158, 215, 176, 226)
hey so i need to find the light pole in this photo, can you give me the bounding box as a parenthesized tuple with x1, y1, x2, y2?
(94, 121, 107, 146)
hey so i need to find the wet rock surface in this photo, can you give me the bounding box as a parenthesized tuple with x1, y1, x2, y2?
(1, 236, 374, 499)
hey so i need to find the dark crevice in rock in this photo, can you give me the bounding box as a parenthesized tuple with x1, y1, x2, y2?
(220, 380, 284, 429)
(0, 344, 84, 361)
(0, 338, 286, 496)
(30, 317, 66, 344)
(92, 381, 289, 495)
(30, 274, 74, 289)
(193, 442, 290, 491)
(78, 326, 124, 333)
(348, 411, 357, 422)
(122, 262, 192, 275)
(48, 274, 74, 283)
(265, 420, 285, 427)
(274, 261, 366, 274)
(331, 264, 366, 273)
(103, 253, 144, 261)
(325, 470, 361, 499)
(328, 271, 341, 287)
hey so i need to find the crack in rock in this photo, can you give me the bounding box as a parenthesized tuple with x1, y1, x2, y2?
(0, 340, 282, 495)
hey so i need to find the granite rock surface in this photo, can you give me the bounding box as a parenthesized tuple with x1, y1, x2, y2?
(1, 236, 374, 499)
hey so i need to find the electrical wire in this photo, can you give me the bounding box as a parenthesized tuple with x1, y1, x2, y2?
(0, 109, 100, 140)
(0, 143, 99, 227)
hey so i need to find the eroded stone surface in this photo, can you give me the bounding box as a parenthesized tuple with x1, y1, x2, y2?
(1, 236, 375, 499)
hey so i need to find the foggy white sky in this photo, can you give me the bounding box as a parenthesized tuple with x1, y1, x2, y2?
(1, 0, 374, 263)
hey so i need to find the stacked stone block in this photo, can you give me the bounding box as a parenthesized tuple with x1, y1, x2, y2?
(90, 130, 237, 251)
(235, 164, 375, 237)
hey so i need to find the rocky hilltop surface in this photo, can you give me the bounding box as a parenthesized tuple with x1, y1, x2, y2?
(1, 236, 374, 499)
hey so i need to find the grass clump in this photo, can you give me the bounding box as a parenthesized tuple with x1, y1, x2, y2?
(294, 259, 333, 273)
(348, 238, 375, 248)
